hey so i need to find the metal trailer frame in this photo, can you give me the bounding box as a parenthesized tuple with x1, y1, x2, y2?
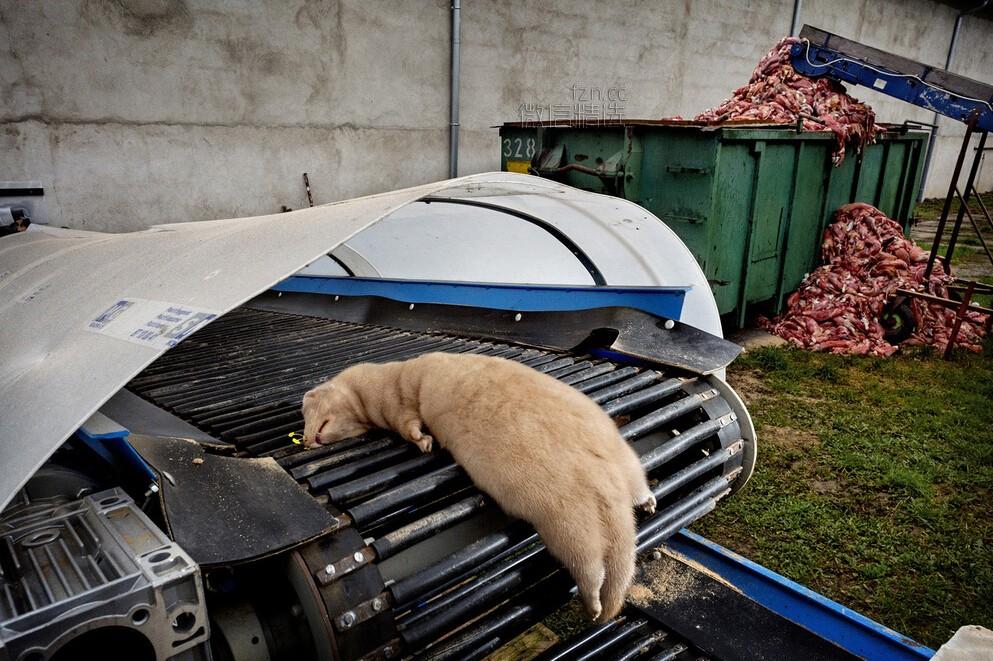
(901, 116, 992, 357)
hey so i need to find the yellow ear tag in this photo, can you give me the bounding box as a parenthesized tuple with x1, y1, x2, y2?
(288, 432, 304, 445)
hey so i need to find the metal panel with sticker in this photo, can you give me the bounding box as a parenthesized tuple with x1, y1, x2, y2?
(87, 298, 218, 349)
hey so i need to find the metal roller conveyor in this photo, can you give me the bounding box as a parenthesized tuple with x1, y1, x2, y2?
(127, 304, 754, 659)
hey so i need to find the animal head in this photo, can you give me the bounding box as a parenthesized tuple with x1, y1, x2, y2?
(301, 383, 369, 449)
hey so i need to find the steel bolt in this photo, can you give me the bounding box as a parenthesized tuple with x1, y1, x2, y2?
(651, 550, 662, 561)
(664, 319, 675, 330)
(383, 645, 395, 658)
(339, 611, 356, 629)
(324, 563, 335, 576)
(372, 597, 384, 612)
(353, 551, 364, 563)
(514, 313, 522, 321)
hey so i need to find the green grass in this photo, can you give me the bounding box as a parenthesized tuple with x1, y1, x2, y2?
(915, 242, 979, 264)
(915, 192, 993, 223)
(915, 192, 993, 249)
(693, 345, 993, 649)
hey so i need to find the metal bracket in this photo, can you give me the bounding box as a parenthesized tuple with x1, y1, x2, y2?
(256, 293, 742, 376)
(334, 590, 393, 632)
(329, 512, 353, 530)
(315, 546, 376, 585)
(356, 638, 403, 661)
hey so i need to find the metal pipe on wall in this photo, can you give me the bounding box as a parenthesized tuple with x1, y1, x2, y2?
(918, 0, 989, 201)
(449, 0, 462, 178)
(789, 0, 803, 36)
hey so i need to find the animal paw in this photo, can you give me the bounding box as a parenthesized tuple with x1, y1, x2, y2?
(415, 434, 434, 453)
(638, 494, 657, 515)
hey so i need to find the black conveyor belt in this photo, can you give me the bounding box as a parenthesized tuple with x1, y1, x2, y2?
(128, 306, 748, 659)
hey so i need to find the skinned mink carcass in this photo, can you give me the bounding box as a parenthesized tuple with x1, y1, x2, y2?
(691, 37, 882, 166)
(760, 203, 987, 356)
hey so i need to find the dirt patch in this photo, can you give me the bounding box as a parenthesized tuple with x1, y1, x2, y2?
(727, 368, 771, 404)
(763, 425, 820, 451)
(728, 328, 789, 351)
(845, 488, 894, 514)
(951, 249, 993, 281)
(809, 479, 840, 494)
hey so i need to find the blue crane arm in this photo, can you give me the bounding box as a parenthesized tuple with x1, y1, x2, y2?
(790, 25, 993, 132)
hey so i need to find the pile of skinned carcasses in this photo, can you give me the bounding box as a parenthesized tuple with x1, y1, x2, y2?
(761, 203, 987, 356)
(692, 37, 882, 166)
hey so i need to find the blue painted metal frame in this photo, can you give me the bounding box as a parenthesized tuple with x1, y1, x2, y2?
(791, 42, 993, 131)
(76, 419, 157, 487)
(666, 529, 934, 661)
(274, 276, 688, 320)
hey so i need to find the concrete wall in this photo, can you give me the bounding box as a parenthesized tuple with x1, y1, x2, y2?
(802, 0, 993, 201)
(1, 0, 990, 232)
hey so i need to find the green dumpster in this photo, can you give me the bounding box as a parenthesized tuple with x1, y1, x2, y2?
(499, 120, 928, 326)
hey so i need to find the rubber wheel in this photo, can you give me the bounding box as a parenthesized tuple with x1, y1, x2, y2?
(881, 302, 916, 344)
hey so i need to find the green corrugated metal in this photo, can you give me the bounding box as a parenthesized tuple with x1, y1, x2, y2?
(499, 122, 928, 325)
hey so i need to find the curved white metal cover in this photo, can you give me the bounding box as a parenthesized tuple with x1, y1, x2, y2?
(0, 173, 715, 511)
(305, 184, 721, 337)
(331, 200, 599, 284)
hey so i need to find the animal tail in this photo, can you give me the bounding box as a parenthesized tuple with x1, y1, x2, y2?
(597, 504, 636, 622)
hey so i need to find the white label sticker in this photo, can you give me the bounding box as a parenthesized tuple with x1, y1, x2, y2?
(86, 298, 218, 349)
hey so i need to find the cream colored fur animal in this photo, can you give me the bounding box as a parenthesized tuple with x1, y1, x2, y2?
(301, 352, 655, 621)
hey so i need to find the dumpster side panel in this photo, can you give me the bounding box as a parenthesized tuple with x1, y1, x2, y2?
(635, 131, 719, 272)
(744, 142, 795, 306)
(890, 133, 928, 230)
(855, 142, 886, 206)
(875, 141, 904, 217)
(903, 135, 927, 223)
(821, 153, 859, 234)
(498, 126, 539, 173)
(709, 142, 757, 316)
(552, 129, 630, 193)
(781, 141, 831, 300)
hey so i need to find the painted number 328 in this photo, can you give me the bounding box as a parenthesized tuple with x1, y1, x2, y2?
(503, 137, 536, 160)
